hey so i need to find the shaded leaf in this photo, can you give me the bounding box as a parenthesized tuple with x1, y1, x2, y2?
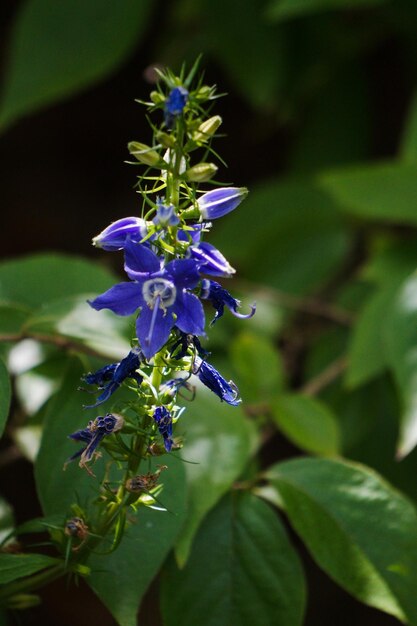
(175, 388, 257, 566)
(0, 0, 153, 129)
(319, 161, 417, 225)
(0, 359, 11, 438)
(267, 457, 417, 623)
(267, 0, 388, 21)
(271, 394, 340, 455)
(0, 553, 59, 585)
(162, 493, 306, 626)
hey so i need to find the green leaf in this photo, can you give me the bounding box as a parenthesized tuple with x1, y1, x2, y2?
(0, 304, 31, 335)
(230, 332, 285, 403)
(0, 553, 59, 585)
(0, 254, 117, 309)
(24, 295, 132, 360)
(0, 359, 11, 438)
(88, 457, 187, 626)
(271, 394, 340, 455)
(162, 493, 306, 626)
(319, 161, 417, 225)
(35, 359, 187, 626)
(267, 457, 417, 623)
(175, 388, 257, 566)
(267, 0, 388, 21)
(212, 179, 351, 296)
(0, 0, 153, 129)
(384, 272, 417, 458)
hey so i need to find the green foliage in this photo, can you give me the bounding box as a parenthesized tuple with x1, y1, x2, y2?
(267, 457, 417, 623)
(162, 493, 306, 626)
(266, 0, 388, 21)
(175, 388, 257, 566)
(0, 360, 11, 438)
(0, 554, 60, 585)
(0, 0, 154, 129)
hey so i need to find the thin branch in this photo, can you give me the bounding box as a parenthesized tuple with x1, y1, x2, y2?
(301, 355, 348, 396)
(236, 279, 355, 326)
(0, 331, 112, 360)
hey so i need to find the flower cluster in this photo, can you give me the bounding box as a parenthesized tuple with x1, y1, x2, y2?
(67, 64, 255, 517)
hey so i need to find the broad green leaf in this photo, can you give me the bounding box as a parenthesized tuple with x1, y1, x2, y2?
(319, 161, 417, 225)
(88, 457, 186, 626)
(24, 295, 131, 360)
(0, 553, 59, 585)
(267, 457, 417, 623)
(0, 304, 31, 335)
(162, 493, 306, 626)
(230, 332, 284, 403)
(212, 179, 351, 296)
(271, 394, 340, 455)
(0, 359, 11, 438)
(0, 0, 153, 129)
(267, 0, 387, 21)
(384, 272, 417, 458)
(175, 388, 257, 566)
(0, 254, 117, 309)
(35, 359, 187, 626)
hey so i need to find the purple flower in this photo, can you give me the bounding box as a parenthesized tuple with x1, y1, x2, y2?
(92, 217, 148, 251)
(165, 87, 189, 127)
(153, 406, 173, 451)
(89, 240, 205, 359)
(66, 413, 124, 468)
(82, 348, 143, 408)
(178, 226, 235, 277)
(192, 356, 240, 406)
(200, 279, 256, 325)
(197, 187, 248, 220)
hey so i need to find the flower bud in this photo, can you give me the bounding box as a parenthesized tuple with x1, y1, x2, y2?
(197, 187, 248, 220)
(155, 130, 176, 148)
(195, 85, 213, 100)
(193, 115, 222, 142)
(92, 217, 148, 251)
(128, 141, 160, 166)
(185, 163, 218, 182)
(150, 90, 165, 105)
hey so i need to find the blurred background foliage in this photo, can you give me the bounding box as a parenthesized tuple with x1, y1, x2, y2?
(2, 0, 417, 625)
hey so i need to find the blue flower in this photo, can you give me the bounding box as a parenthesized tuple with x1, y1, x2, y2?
(165, 86, 189, 127)
(178, 225, 235, 277)
(153, 200, 180, 227)
(92, 217, 148, 251)
(200, 279, 256, 325)
(153, 406, 173, 451)
(89, 240, 205, 359)
(82, 348, 143, 409)
(197, 187, 248, 220)
(170, 331, 210, 360)
(192, 356, 240, 406)
(66, 413, 124, 469)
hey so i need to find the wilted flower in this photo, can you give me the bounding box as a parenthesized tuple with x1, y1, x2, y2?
(192, 356, 240, 405)
(82, 348, 143, 408)
(153, 406, 173, 451)
(200, 279, 256, 325)
(66, 414, 124, 470)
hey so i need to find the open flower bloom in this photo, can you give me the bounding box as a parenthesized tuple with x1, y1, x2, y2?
(89, 240, 205, 359)
(200, 279, 256, 325)
(153, 406, 173, 451)
(82, 348, 143, 408)
(66, 414, 124, 469)
(192, 356, 240, 406)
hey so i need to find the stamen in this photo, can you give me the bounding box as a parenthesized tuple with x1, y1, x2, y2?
(146, 295, 161, 347)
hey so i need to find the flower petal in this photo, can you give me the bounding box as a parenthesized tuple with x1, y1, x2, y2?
(136, 305, 174, 359)
(174, 292, 205, 336)
(124, 239, 161, 279)
(88, 282, 143, 316)
(165, 258, 201, 289)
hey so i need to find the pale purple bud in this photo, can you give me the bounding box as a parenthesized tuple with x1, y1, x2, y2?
(92, 217, 148, 251)
(197, 187, 248, 220)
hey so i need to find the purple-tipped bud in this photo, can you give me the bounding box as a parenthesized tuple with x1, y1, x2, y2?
(92, 217, 148, 251)
(190, 242, 235, 277)
(197, 187, 248, 220)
